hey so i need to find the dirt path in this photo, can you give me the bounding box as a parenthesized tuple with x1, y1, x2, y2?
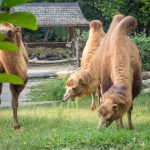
(0, 63, 75, 108)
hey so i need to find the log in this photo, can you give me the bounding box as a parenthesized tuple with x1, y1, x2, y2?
(142, 72, 150, 80)
(29, 57, 78, 64)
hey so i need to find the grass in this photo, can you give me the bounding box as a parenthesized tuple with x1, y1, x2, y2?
(0, 89, 150, 149)
(30, 77, 67, 101)
(1, 77, 150, 149)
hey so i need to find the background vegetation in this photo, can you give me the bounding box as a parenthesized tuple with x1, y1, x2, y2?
(22, 0, 150, 71)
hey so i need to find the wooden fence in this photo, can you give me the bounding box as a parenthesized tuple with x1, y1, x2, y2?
(25, 41, 68, 48)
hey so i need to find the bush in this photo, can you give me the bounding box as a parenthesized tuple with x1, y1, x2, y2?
(79, 32, 150, 71)
(132, 34, 150, 71)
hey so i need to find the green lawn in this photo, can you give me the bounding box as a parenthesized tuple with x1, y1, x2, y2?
(29, 77, 67, 101)
(0, 91, 150, 150)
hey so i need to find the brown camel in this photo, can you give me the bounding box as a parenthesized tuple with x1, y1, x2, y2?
(97, 16, 142, 129)
(0, 23, 28, 129)
(80, 20, 105, 110)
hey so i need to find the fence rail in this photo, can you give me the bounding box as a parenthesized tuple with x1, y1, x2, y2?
(25, 42, 68, 48)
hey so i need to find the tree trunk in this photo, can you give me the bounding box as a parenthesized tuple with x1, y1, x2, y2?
(44, 28, 50, 42)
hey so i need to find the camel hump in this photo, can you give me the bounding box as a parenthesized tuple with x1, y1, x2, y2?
(117, 16, 137, 34)
(112, 14, 125, 23)
(89, 20, 102, 29)
(107, 14, 125, 33)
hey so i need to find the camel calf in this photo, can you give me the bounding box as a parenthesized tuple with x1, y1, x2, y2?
(80, 20, 105, 110)
(0, 23, 28, 129)
(64, 20, 105, 109)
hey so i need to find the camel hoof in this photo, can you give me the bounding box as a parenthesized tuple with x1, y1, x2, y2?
(90, 105, 96, 111)
(14, 124, 21, 130)
(129, 126, 134, 130)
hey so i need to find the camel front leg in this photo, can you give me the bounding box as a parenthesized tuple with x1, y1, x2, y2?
(127, 104, 134, 130)
(90, 94, 96, 111)
(97, 86, 101, 106)
(116, 118, 124, 129)
(10, 83, 26, 129)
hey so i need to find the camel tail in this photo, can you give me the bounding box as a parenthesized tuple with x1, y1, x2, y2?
(117, 16, 137, 35)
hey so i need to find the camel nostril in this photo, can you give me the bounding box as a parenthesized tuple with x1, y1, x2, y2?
(63, 94, 68, 101)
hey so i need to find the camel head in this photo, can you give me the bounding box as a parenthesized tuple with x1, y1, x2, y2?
(98, 98, 120, 127)
(63, 70, 91, 101)
(98, 86, 127, 127)
(0, 23, 22, 45)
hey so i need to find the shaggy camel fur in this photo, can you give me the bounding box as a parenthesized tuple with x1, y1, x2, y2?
(63, 15, 124, 102)
(81, 20, 105, 110)
(97, 16, 142, 129)
(64, 20, 105, 103)
(0, 23, 28, 129)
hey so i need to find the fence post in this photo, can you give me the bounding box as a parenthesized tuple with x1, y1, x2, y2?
(74, 38, 81, 67)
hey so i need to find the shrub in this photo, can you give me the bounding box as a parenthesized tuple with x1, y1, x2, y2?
(132, 34, 150, 71)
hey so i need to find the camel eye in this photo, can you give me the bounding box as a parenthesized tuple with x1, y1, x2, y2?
(72, 87, 77, 91)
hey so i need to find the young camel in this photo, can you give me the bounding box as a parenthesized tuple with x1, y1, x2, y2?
(97, 16, 142, 129)
(0, 23, 28, 129)
(80, 20, 105, 110)
(63, 14, 125, 103)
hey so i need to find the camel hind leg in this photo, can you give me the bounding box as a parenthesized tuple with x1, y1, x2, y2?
(0, 83, 2, 105)
(10, 78, 28, 129)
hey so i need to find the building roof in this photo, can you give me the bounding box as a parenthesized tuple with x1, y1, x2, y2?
(10, 2, 89, 27)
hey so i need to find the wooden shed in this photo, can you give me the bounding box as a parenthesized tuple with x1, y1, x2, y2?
(10, 2, 89, 41)
(10, 2, 89, 66)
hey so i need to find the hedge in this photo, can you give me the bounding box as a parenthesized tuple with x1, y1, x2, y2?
(132, 34, 150, 71)
(79, 31, 150, 71)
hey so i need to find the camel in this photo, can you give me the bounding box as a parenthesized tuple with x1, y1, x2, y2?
(64, 20, 105, 109)
(97, 16, 142, 129)
(80, 20, 105, 110)
(0, 23, 28, 129)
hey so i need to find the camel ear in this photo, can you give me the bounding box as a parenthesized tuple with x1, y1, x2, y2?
(15, 26, 21, 33)
(112, 104, 118, 110)
(79, 77, 86, 85)
(66, 79, 74, 86)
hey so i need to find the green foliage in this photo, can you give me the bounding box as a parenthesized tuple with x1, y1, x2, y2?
(1, 0, 32, 8)
(132, 34, 150, 71)
(0, 12, 37, 31)
(0, 41, 17, 52)
(23, 27, 67, 42)
(49, 27, 67, 41)
(0, 73, 23, 84)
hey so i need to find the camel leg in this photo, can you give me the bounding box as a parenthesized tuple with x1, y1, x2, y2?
(97, 86, 101, 106)
(0, 83, 2, 105)
(116, 118, 124, 128)
(10, 78, 27, 129)
(127, 104, 134, 130)
(90, 94, 96, 111)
